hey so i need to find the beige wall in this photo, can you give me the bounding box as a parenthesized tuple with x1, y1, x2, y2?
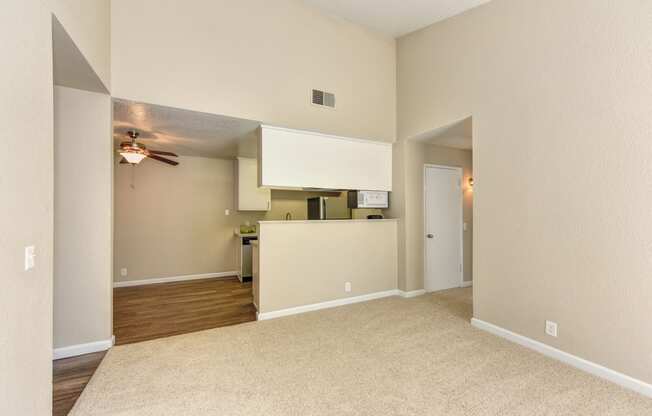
(114, 156, 241, 282)
(110, 0, 396, 142)
(114, 156, 356, 283)
(385, 141, 408, 290)
(258, 221, 398, 313)
(398, 0, 652, 383)
(1, 3, 53, 413)
(2, 1, 109, 413)
(54, 86, 113, 350)
(46, 0, 111, 89)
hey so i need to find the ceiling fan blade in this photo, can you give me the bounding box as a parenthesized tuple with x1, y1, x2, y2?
(147, 154, 179, 166)
(119, 157, 129, 164)
(148, 150, 178, 157)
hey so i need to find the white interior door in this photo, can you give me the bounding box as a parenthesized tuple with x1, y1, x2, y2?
(424, 165, 463, 292)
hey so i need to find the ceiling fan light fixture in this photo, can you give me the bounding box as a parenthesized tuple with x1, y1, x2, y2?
(117, 130, 178, 166)
(120, 151, 147, 164)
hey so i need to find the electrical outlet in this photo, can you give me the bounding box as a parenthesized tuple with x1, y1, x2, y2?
(344, 282, 352, 293)
(545, 320, 558, 337)
(225, 209, 230, 216)
(120, 268, 128, 277)
(24, 246, 35, 271)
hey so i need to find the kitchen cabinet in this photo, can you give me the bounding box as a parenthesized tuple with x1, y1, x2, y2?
(258, 125, 392, 191)
(235, 157, 270, 211)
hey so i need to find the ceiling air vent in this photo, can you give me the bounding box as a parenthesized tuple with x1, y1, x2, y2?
(312, 89, 335, 109)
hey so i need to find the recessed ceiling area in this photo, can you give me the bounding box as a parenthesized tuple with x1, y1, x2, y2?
(302, 0, 491, 38)
(113, 100, 261, 159)
(411, 117, 472, 150)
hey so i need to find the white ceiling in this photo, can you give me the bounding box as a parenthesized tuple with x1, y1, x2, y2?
(411, 117, 472, 150)
(303, 0, 491, 38)
(113, 100, 261, 159)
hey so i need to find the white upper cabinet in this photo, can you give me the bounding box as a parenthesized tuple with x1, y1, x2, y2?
(236, 157, 271, 211)
(258, 125, 392, 191)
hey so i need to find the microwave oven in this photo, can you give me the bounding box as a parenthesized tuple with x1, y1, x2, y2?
(347, 190, 389, 209)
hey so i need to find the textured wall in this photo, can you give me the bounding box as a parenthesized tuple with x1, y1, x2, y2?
(111, 0, 396, 142)
(398, 0, 652, 383)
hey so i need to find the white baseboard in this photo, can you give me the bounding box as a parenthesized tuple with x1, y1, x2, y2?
(471, 318, 652, 398)
(257, 289, 400, 321)
(461, 281, 473, 288)
(398, 289, 426, 298)
(113, 271, 238, 288)
(53, 335, 115, 360)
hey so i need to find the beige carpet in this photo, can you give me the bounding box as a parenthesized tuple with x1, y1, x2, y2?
(71, 288, 652, 415)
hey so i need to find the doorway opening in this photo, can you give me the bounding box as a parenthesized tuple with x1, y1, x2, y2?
(408, 116, 473, 317)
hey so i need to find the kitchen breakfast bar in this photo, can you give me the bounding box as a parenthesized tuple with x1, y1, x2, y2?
(252, 219, 398, 319)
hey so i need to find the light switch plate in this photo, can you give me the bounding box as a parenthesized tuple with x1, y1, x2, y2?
(25, 246, 35, 271)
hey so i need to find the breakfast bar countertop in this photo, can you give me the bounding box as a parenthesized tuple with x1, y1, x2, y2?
(258, 218, 397, 224)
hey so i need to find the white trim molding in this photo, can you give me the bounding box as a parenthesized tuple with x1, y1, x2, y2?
(113, 271, 238, 288)
(399, 289, 427, 298)
(53, 335, 115, 360)
(471, 318, 652, 399)
(461, 281, 473, 288)
(257, 290, 400, 321)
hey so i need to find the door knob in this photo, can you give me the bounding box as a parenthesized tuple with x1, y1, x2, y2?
(427, 234, 434, 239)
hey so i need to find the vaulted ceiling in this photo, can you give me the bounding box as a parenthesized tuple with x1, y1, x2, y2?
(303, 0, 490, 38)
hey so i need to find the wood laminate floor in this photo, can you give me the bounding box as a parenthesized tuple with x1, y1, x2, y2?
(53, 351, 106, 416)
(113, 276, 256, 345)
(52, 276, 255, 415)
